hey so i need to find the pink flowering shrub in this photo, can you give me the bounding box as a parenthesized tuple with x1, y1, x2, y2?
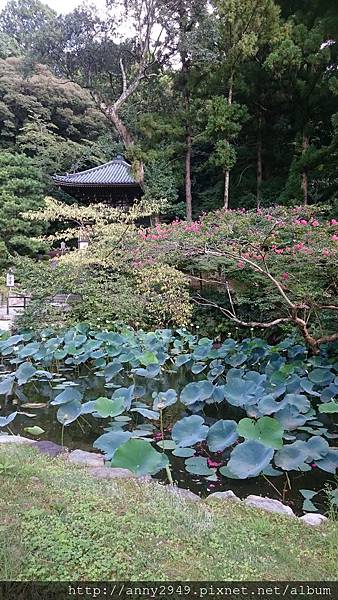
(137, 205, 338, 350)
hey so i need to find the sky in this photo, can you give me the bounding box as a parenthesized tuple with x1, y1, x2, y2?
(0, 0, 109, 16)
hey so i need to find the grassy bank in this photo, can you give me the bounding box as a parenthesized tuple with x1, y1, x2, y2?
(0, 445, 337, 581)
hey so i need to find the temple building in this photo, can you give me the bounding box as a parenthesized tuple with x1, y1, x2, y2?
(53, 155, 142, 207)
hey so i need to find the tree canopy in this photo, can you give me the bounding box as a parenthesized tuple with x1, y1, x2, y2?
(0, 0, 336, 218)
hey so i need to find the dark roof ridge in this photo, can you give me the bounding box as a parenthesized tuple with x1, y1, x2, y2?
(54, 156, 130, 178)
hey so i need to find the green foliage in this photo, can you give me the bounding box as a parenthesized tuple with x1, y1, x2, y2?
(0, 0, 56, 52)
(1, 445, 337, 580)
(139, 204, 338, 344)
(0, 151, 46, 260)
(111, 438, 169, 476)
(0, 326, 337, 485)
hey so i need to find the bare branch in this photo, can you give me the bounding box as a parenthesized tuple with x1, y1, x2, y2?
(192, 294, 290, 329)
(205, 246, 296, 309)
(119, 57, 127, 93)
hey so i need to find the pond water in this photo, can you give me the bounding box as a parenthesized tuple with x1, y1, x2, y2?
(2, 362, 337, 516)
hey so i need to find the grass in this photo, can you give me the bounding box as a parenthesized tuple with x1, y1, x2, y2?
(0, 445, 337, 581)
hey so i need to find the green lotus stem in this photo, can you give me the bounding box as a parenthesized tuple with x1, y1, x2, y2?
(262, 474, 282, 498)
(160, 406, 174, 486)
(165, 464, 174, 486)
(160, 408, 164, 447)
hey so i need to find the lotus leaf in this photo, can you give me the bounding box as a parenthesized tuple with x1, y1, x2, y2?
(191, 362, 207, 374)
(111, 385, 135, 410)
(152, 389, 177, 410)
(237, 416, 284, 449)
(274, 405, 310, 430)
(174, 354, 192, 367)
(51, 387, 83, 405)
(24, 426, 45, 435)
(315, 449, 338, 473)
(172, 415, 208, 447)
(319, 401, 338, 413)
(56, 400, 82, 425)
(284, 394, 310, 413)
(308, 369, 334, 385)
(80, 401, 96, 415)
(227, 440, 274, 478)
(274, 441, 309, 470)
(223, 378, 258, 407)
(15, 362, 37, 385)
(320, 384, 338, 403)
(172, 447, 195, 457)
(306, 436, 330, 460)
(132, 364, 160, 378)
(184, 456, 214, 476)
(218, 465, 240, 479)
(156, 440, 176, 450)
(258, 395, 287, 415)
(104, 361, 123, 381)
(0, 376, 14, 396)
(95, 397, 125, 418)
(140, 351, 159, 366)
(0, 412, 17, 427)
(180, 381, 214, 406)
(226, 352, 247, 367)
(94, 430, 131, 458)
(207, 420, 238, 452)
(131, 407, 159, 420)
(300, 379, 321, 396)
(111, 438, 169, 475)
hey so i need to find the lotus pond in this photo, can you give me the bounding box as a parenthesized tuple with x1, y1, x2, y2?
(0, 326, 337, 515)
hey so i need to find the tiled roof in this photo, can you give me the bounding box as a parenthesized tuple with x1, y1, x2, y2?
(53, 156, 138, 186)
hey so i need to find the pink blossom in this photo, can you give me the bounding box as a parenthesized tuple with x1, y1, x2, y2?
(332, 234, 338, 242)
(311, 219, 319, 227)
(322, 249, 330, 256)
(207, 459, 223, 468)
(237, 260, 245, 269)
(281, 272, 289, 280)
(330, 219, 338, 226)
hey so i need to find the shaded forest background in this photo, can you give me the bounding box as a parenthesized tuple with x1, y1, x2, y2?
(0, 0, 337, 254)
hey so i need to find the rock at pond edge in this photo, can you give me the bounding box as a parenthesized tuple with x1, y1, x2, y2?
(165, 485, 201, 502)
(35, 440, 66, 457)
(0, 435, 36, 445)
(68, 449, 104, 467)
(299, 513, 328, 527)
(206, 490, 241, 503)
(244, 494, 295, 517)
(89, 466, 134, 479)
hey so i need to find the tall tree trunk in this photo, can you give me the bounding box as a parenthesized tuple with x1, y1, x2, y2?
(223, 71, 234, 210)
(104, 105, 144, 186)
(301, 131, 309, 205)
(184, 92, 193, 221)
(256, 112, 263, 208)
(180, 10, 193, 222)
